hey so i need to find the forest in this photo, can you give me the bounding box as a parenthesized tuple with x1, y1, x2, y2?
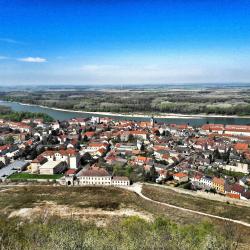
(1, 87, 250, 115)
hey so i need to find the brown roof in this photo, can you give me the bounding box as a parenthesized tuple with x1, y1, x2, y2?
(32, 155, 47, 164)
(81, 166, 110, 177)
(42, 149, 78, 157)
(231, 184, 245, 194)
(212, 177, 225, 186)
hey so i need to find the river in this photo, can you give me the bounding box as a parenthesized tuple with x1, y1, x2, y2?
(1, 101, 250, 126)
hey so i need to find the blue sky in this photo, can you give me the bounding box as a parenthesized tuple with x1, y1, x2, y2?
(0, 0, 250, 85)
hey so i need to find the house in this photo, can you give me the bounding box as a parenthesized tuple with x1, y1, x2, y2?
(234, 143, 249, 153)
(120, 131, 148, 141)
(42, 149, 80, 169)
(77, 165, 130, 186)
(84, 131, 96, 139)
(39, 160, 67, 175)
(173, 172, 188, 183)
(69, 118, 89, 126)
(33, 118, 44, 125)
(225, 125, 250, 136)
(51, 122, 60, 130)
(222, 162, 249, 174)
(114, 143, 138, 152)
(86, 142, 109, 153)
(65, 169, 77, 176)
(29, 155, 48, 173)
(225, 183, 247, 199)
(134, 156, 153, 166)
(201, 124, 224, 134)
(199, 176, 213, 190)
(239, 176, 250, 187)
(212, 177, 225, 193)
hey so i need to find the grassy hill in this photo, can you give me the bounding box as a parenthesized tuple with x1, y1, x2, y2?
(0, 185, 249, 249)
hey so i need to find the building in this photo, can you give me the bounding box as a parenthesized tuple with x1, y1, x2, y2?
(0, 160, 29, 181)
(39, 160, 67, 175)
(234, 143, 249, 153)
(199, 176, 213, 189)
(201, 124, 224, 134)
(112, 176, 130, 186)
(212, 177, 225, 193)
(225, 125, 250, 136)
(77, 165, 130, 186)
(29, 155, 47, 173)
(173, 172, 188, 183)
(78, 166, 111, 185)
(222, 162, 249, 174)
(42, 149, 80, 169)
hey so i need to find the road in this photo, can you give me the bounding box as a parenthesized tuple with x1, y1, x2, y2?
(123, 183, 250, 228)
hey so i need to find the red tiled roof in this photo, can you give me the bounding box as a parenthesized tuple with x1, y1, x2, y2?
(65, 169, 76, 175)
(226, 193, 240, 199)
(212, 177, 225, 186)
(201, 124, 224, 131)
(88, 143, 107, 148)
(234, 143, 249, 151)
(173, 172, 188, 178)
(84, 131, 95, 137)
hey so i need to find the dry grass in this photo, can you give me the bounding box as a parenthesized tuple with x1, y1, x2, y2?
(1, 185, 250, 248)
(142, 185, 250, 224)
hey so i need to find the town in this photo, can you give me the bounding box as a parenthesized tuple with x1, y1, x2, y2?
(0, 115, 249, 201)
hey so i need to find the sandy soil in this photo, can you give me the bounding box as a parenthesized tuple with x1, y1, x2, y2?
(8, 201, 153, 226)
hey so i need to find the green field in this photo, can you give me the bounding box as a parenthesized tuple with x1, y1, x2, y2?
(8, 173, 63, 180)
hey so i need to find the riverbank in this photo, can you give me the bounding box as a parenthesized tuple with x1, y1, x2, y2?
(2, 100, 250, 120)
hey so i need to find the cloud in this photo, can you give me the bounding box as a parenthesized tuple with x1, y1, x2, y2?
(0, 56, 8, 60)
(0, 38, 24, 44)
(18, 57, 47, 63)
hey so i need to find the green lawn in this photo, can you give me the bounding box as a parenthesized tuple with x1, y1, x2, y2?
(8, 173, 63, 180)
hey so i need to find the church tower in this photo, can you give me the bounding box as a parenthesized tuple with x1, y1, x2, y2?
(150, 116, 155, 127)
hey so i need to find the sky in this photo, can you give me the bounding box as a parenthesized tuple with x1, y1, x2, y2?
(0, 0, 250, 85)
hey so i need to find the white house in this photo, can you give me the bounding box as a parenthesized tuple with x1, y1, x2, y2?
(221, 162, 249, 174)
(42, 149, 80, 169)
(77, 165, 129, 186)
(199, 176, 213, 189)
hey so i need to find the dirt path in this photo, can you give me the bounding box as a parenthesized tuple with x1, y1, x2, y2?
(122, 183, 250, 228)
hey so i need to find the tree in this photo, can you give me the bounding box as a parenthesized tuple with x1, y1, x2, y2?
(128, 134, 134, 142)
(213, 148, 221, 160)
(126, 165, 133, 177)
(155, 130, 160, 136)
(4, 135, 14, 144)
(80, 152, 92, 165)
(149, 165, 158, 182)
